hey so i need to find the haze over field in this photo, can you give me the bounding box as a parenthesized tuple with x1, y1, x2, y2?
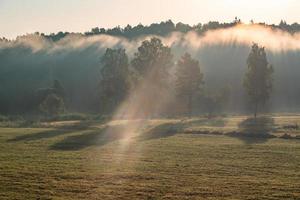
(1, 23, 300, 114)
(1, 1, 300, 200)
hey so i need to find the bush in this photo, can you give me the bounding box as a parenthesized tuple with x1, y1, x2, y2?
(39, 94, 65, 116)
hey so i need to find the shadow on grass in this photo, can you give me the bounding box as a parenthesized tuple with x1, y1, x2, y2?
(48, 120, 103, 130)
(8, 129, 73, 142)
(227, 116, 276, 144)
(183, 118, 226, 127)
(139, 122, 184, 141)
(139, 118, 227, 141)
(50, 124, 128, 151)
(7, 120, 103, 142)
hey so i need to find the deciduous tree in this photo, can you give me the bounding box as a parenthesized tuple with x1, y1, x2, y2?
(175, 53, 204, 117)
(99, 48, 131, 114)
(244, 44, 274, 118)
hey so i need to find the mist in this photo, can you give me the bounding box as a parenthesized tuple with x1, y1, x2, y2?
(1, 24, 300, 114)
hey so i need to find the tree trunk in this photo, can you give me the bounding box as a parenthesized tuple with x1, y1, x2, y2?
(254, 100, 258, 119)
(188, 94, 192, 118)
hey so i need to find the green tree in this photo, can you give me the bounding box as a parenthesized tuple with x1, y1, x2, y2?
(244, 43, 274, 118)
(175, 53, 204, 117)
(175, 22, 192, 33)
(35, 80, 66, 113)
(201, 94, 218, 117)
(99, 48, 130, 114)
(201, 86, 231, 117)
(131, 37, 173, 81)
(131, 37, 173, 117)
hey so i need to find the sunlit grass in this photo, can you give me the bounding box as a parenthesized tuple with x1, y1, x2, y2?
(0, 115, 300, 199)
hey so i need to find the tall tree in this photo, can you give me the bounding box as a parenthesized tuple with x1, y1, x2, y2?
(99, 48, 130, 114)
(244, 43, 274, 118)
(131, 37, 173, 117)
(175, 53, 204, 117)
(131, 37, 173, 81)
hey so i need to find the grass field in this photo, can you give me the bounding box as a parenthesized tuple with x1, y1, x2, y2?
(0, 115, 300, 199)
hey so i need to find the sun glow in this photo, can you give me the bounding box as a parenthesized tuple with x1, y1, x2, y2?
(221, 0, 295, 8)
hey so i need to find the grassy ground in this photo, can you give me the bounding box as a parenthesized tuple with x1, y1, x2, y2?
(0, 115, 300, 199)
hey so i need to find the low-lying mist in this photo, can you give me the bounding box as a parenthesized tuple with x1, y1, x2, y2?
(1, 24, 300, 114)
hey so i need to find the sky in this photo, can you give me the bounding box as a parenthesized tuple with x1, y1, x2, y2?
(0, 0, 299, 39)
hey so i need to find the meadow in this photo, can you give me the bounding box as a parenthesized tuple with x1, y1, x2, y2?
(0, 115, 300, 199)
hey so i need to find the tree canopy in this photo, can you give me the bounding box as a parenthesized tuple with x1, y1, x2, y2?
(131, 37, 173, 83)
(22, 19, 300, 42)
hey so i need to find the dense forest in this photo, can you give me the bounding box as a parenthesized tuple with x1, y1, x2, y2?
(0, 19, 300, 117)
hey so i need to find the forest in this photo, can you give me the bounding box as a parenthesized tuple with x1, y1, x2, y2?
(0, 19, 299, 118)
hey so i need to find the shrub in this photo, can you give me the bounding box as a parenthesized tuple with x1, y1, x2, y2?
(39, 94, 65, 116)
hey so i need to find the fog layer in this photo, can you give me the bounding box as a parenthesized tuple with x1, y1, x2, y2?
(0, 24, 299, 113)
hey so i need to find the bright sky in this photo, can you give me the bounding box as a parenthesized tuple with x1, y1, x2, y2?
(0, 0, 299, 39)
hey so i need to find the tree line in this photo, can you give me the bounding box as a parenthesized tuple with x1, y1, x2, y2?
(1, 19, 298, 42)
(36, 37, 273, 119)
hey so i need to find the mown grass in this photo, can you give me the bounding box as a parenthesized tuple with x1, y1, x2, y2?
(0, 115, 300, 199)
